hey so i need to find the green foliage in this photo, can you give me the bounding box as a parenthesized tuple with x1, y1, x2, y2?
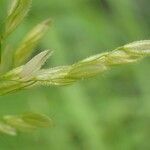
(1, 40, 150, 94)
(0, 0, 149, 96)
(0, 0, 52, 136)
(0, 0, 150, 149)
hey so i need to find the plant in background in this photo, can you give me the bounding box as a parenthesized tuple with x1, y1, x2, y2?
(0, 0, 149, 136)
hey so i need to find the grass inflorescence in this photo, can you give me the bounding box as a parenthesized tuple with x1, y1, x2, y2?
(0, 0, 149, 136)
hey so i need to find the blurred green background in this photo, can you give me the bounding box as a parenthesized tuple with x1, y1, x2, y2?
(0, 0, 150, 149)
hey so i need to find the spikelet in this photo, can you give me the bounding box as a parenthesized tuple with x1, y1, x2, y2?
(5, 0, 32, 38)
(0, 113, 52, 135)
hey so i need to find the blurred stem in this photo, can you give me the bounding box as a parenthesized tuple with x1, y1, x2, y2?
(0, 0, 8, 64)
